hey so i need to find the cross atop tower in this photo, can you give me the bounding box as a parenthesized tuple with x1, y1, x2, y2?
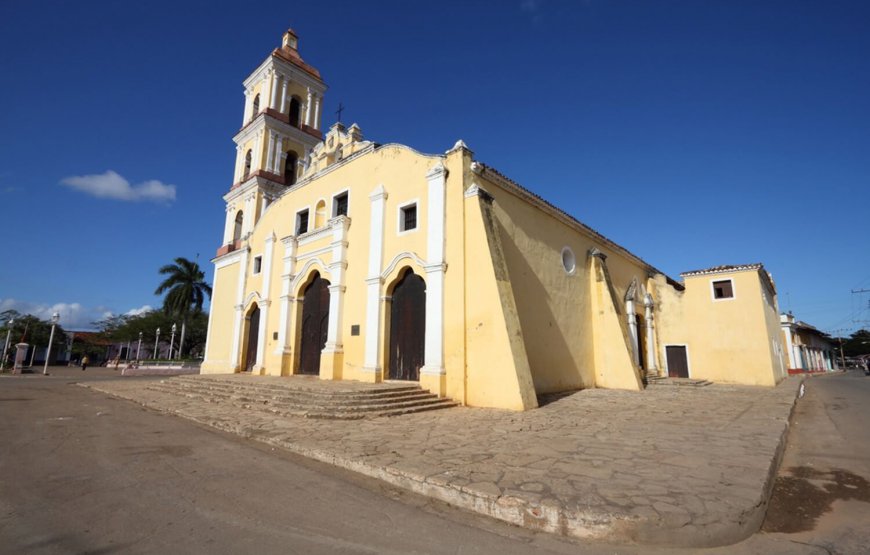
(336, 102, 345, 124)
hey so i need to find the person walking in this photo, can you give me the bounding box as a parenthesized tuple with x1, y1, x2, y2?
(81, 355, 89, 371)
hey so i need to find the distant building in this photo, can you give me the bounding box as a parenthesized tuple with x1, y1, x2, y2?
(203, 29, 791, 410)
(780, 314, 838, 373)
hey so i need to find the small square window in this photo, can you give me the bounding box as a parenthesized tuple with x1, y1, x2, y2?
(712, 279, 733, 299)
(333, 192, 348, 217)
(296, 209, 309, 235)
(401, 204, 417, 232)
(253, 256, 263, 275)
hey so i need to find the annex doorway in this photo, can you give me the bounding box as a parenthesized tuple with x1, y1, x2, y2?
(243, 304, 260, 372)
(665, 345, 689, 378)
(298, 272, 330, 375)
(388, 269, 426, 381)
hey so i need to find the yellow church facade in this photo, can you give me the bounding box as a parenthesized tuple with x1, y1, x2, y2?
(202, 30, 788, 410)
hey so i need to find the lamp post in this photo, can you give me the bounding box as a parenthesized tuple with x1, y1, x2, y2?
(1, 318, 13, 371)
(43, 312, 59, 375)
(137, 331, 143, 361)
(169, 323, 177, 360)
(154, 327, 161, 359)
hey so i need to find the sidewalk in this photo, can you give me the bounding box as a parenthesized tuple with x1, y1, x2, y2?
(84, 376, 803, 548)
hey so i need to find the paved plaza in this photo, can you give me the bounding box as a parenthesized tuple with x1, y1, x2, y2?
(84, 374, 803, 547)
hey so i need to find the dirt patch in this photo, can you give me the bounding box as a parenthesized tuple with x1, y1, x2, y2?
(763, 466, 870, 533)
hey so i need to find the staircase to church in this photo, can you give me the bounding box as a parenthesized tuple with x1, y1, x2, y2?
(146, 375, 458, 419)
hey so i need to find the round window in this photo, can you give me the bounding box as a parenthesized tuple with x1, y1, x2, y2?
(561, 247, 576, 275)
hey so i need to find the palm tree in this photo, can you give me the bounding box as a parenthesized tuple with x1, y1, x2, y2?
(155, 257, 212, 359)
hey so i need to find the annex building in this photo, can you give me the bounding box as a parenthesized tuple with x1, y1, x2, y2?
(202, 30, 788, 410)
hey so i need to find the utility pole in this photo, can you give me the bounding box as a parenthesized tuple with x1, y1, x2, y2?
(831, 328, 850, 369)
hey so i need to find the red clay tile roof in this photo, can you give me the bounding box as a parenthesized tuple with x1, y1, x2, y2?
(272, 46, 322, 81)
(680, 263, 764, 277)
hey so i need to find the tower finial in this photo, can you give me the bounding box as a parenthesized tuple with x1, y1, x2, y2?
(282, 28, 298, 50)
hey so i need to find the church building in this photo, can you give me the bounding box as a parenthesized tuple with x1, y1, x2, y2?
(202, 30, 787, 410)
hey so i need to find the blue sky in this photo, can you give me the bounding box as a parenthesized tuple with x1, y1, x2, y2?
(1, 0, 868, 333)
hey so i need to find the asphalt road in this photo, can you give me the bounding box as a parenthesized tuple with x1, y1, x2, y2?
(1, 368, 867, 554)
(761, 369, 870, 554)
(0, 370, 641, 555)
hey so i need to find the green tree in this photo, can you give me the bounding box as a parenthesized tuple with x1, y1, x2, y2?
(154, 257, 212, 358)
(1, 309, 68, 367)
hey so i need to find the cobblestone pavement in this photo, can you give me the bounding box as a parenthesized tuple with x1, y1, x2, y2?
(84, 376, 803, 548)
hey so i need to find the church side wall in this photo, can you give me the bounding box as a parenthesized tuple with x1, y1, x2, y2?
(476, 176, 649, 394)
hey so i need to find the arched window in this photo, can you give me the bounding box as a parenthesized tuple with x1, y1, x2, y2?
(284, 152, 298, 186)
(243, 150, 252, 180)
(233, 211, 243, 243)
(289, 96, 302, 127)
(252, 94, 260, 118)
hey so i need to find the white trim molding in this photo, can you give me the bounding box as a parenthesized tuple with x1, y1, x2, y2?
(421, 161, 447, 377)
(363, 185, 388, 376)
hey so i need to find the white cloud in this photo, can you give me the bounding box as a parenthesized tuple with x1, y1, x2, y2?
(125, 305, 153, 316)
(60, 170, 176, 203)
(0, 298, 143, 330)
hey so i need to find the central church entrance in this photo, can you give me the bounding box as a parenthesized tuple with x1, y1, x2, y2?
(298, 272, 330, 375)
(388, 269, 426, 381)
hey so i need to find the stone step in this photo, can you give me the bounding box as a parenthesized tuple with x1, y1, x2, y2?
(158, 380, 429, 403)
(148, 383, 442, 411)
(171, 376, 421, 398)
(646, 377, 713, 387)
(145, 378, 458, 419)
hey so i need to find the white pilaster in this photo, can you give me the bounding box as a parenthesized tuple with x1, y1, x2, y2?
(276, 236, 298, 355)
(272, 136, 283, 174)
(242, 89, 253, 124)
(782, 325, 796, 368)
(253, 233, 276, 372)
(230, 248, 250, 369)
(322, 217, 350, 354)
(280, 77, 289, 114)
(269, 71, 279, 110)
(626, 299, 639, 366)
(261, 72, 272, 113)
(363, 185, 388, 374)
(305, 88, 313, 126)
(421, 163, 447, 377)
(644, 294, 658, 374)
(233, 145, 243, 183)
(254, 129, 264, 172)
(265, 132, 275, 174)
(313, 95, 321, 130)
(202, 263, 220, 364)
(223, 205, 235, 245)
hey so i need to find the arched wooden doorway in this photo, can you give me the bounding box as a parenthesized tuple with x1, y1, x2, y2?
(243, 304, 260, 372)
(298, 272, 330, 375)
(388, 269, 426, 381)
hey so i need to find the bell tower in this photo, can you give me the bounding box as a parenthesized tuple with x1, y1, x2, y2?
(217, 28, 327, 257)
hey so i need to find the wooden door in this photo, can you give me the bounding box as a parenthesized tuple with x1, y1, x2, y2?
(666, 345, 689, 378)
(299, 274, 330, 375)
(388, 271, 426, 381)
(244, 305, 260, 372)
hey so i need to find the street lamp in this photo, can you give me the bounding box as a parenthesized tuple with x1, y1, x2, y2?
(43, 312, 59, 375)
(169, 323, 177, 360)
(154, 327, 161, 359)
(1, 318, 13, 371)
(137, 331, 143, 361)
